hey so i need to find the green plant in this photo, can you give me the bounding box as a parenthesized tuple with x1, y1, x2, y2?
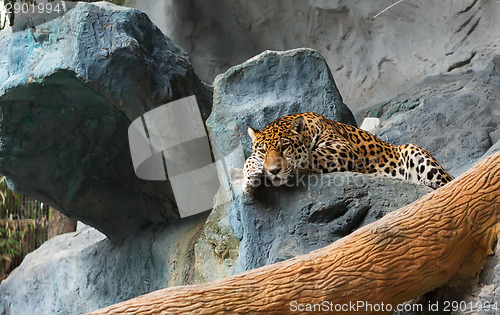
(0, 176, 23, 219)
(0, 226, 23, 264)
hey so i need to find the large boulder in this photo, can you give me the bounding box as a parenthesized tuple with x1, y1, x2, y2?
(0, 2, 212, 242)
(0, 213, 209, 315)
(230, 171, 431, 272)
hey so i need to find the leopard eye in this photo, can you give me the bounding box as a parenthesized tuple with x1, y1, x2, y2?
(281, 139, 291, 151)
(256, 141, 265, 150)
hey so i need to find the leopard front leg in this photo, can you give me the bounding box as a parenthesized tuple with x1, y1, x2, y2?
(242, 154, 264, 194)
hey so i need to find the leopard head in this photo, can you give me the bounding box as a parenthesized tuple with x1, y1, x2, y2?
(247, 116, 309, 186)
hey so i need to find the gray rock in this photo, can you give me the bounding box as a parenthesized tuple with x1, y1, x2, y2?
(479, 139, 500, 163)
(0, 213, 209, 315)
(358, 55, 500, 177)
(206, 48, 356, 193)
(0, 2, 211, 120)
(231, 171, 431, 272)
(205, 49, 358, 269)
(194, 200, 239, 283)
(0, 2, 212, 242)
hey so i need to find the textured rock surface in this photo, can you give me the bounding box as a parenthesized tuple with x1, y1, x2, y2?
(193, 201, 239, 283)
(230, 171, 431, 272)
(0, 213, 208, 315)
(0, 2, 212, 242)
(127, 0, 500, 111)
(0, 2, 211, 120)
(359, 55, 500, 177)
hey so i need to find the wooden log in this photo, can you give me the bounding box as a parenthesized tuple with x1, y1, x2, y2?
(88, 152, 500, 315)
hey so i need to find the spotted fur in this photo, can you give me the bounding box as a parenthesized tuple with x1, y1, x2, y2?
(242, 112, 454, 193)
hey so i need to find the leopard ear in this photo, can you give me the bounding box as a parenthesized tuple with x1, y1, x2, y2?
(247, 127, 257, 141)
(291, 116, 305, 135)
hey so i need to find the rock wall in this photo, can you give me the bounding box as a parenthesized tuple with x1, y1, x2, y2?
(126, 0, 500, 112)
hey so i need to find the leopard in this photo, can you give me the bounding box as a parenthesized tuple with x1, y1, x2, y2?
(242, 112, 454, 194)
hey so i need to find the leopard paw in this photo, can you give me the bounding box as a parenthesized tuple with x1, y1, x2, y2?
(242, 176, 261, 194)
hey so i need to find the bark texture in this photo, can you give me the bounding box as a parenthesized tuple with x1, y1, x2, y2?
(88, 152, 500, 315)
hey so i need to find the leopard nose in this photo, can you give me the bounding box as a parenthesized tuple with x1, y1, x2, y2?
(269, 167, 282, 175)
